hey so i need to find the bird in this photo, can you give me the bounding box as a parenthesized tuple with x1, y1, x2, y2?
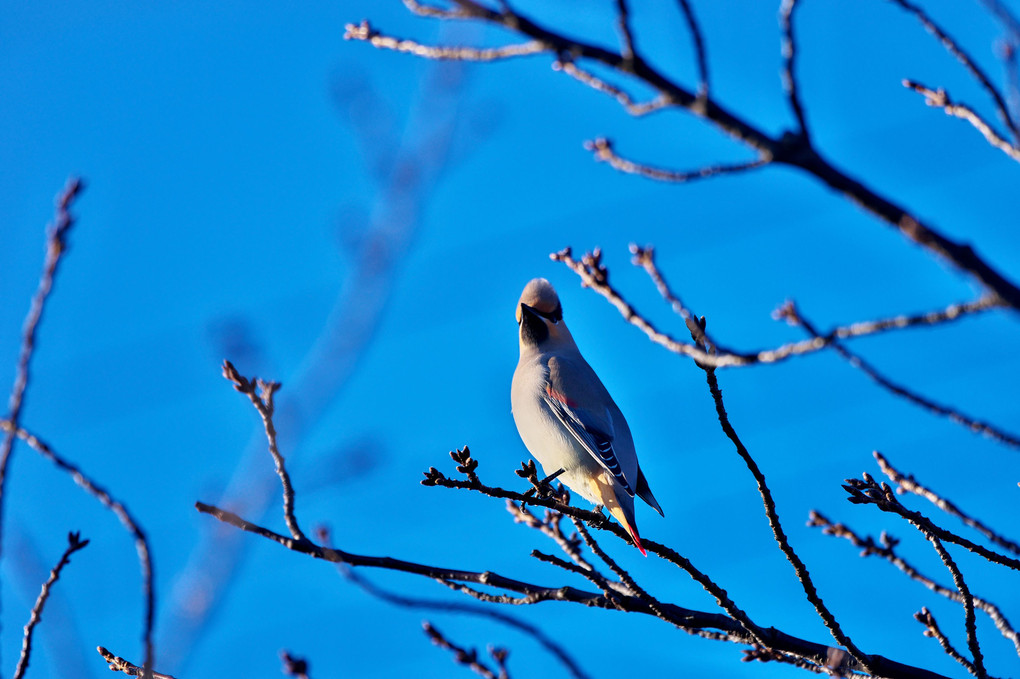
(510, 277, 663, 554)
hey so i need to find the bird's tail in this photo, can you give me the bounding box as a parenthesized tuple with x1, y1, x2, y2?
(591, 474, 646, 556)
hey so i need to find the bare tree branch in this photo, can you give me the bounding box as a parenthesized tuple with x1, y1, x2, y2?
(915, 608, 982, 677)
(315, 525, 592, 679)
(903, 79, 1020, 162)
(875, 452, 1020, 555)
(353, 0, 1020, 308)
(343, 20, 546, 61)
(925, 535, 987, 678)
(13, 532, 89, 679)
(776, 302, 1020, 449)
(553, 59, 672, 116)
(700, 356, 872, 672)
(585, 137, 770, 183)
(843, 472, 1020, 572)
(0, 177, 83, 662)
(780, 0, 810, 140)
(809, 511, 1020, 657)
(1, 420, 157, 676)
(97, 647, 176, 679)
(221, 360, 306, 541)
(675, 0, 709, 97)
(890, 0, 1020, 140)
(423, 621, 509, 679)
(554, 247, 1000, 370)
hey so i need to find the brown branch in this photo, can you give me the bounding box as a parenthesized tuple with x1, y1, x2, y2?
(700, 363, 872, 672)
(343, 20, 547, 61)
(903, 80, 1020, 162)
(585, 137, 770, 182)
(424, 449, 772, 650)
(0, 178, 84, 661)
(843, 472, 1020, 572)
(915, 608, 981, 677)
(315, 525, 592, 679)
(97, 647, 176, 679)
(221, 360, 306, 541)
(423, 621, 509, 679)
(675, 0, 709, 97)
(890, 0, 1020, 140)
(553, 59, 672, 116)
(13, 532, 89, 679)
(614, 0, 636, 63)
(780, 0, 810, 140)
(925, 535, 987, 678)
(0, 421, 156, 676)
(554, 247, 999, 372)
(195, 498, 949, 679)
(875, 452, 1020, 555)
(356, 0, 1020, 308)
(809, 511, 1020, 657)
(777, 302, 1020, 449)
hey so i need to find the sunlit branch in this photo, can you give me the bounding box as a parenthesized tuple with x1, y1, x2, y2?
(585, 138, 770, 183)
(0, 420, 156, 676)
(352, 0, 1020, 307)
(915, 608, 981, 677)
(875, 452, 1020, 555)
(843, 473, 1020, 572)
(777, 302, 1020, 449)
(779, 0, 810, 140)
(553, 59, 672, 116)
(904, 80, 1020, 162)
(13, 532, 89, 679)
(890, 0, 1019, 140)
(221, 360, 306, 541)
(97, 647, 176, 679)
(809, 511, 1020, 657)
(0, 178, 84, 663)
(344, 20, 547, 61)
(675, 0, 709, 97)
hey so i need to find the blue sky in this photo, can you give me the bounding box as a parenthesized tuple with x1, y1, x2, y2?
(2, 1, 1019, 677)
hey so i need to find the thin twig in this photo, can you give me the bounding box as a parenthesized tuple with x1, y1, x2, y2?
(843, 473, 1020, 572)
(779, 0, 810, 140)
(554, 247, 999, 370)
(315, 525, 591, 679)
(585, 138, 770, 182)
(344, 20, 546, 61)
(0, 178, 83, 662)
(14, 532, 90, 679)
(361, 0, 1020, 307)
(778, 302, 1020, 449)
(423, 621, 508, 679)
(924, 536, 987, 678)
(553, 59, 672, 116)
(1, 421, 157, 676)
(903, 80, 1020, 162)
(97, 647, 176, 679)
(701, 364, 872, 672)
(196, 499, 946, 679)
(809, 511, 1020, 657)
(890, 0, 1020, 140)
(875, 452, 1020, 555)
(614, 0, 636, 62)
(675, 0, 709, 97)
(221, 360, 307, 541)
(915, 608, 979, 677)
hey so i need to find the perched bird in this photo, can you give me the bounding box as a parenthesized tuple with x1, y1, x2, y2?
(511, 278, 663, 554)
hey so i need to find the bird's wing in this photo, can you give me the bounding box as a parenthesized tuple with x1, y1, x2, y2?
(543, 357, 635, 496)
